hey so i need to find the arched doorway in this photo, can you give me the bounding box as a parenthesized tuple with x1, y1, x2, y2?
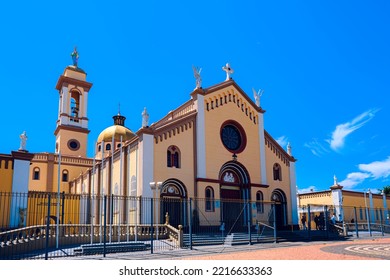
(160, 179, 187, 228)
(219, 161, 251, 232)
(270, 189, 287, 229)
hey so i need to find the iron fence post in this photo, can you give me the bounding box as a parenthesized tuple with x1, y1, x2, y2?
(379, 209, 384, 236)
(273, 202, 277, 243)
(248, 201, 252, 245)
(366, 206, 372, 237)
(189, 198, 193, 250)
(103, 195, 107, 258)
(307, 205, 311, 241)
(353, 207, 359, 238)
(45, 194, 51, 260)
(110, 194, 113, 243)
(324, 205, 328, 239)
(150, 197, 154, 254)
(61, 192, 65, 225)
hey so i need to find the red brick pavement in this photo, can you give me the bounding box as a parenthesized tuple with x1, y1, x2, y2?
(184, 237, 390, 260)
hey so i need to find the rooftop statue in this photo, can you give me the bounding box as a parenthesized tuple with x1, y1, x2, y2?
(71, 47, 79, 67)
(192, 65, 202, 89)
(252, 88, 264, 107)
(142, 107, 149, 127)
(19, 131, 27, 151)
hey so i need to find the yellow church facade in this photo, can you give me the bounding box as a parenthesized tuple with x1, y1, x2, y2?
(0, 58, 299, 231)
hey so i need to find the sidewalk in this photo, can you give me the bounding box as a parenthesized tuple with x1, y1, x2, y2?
(60, 236, 390, 260)
(183, 236, 390, 260)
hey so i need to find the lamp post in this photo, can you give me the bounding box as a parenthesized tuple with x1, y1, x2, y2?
(150, 182, 162, 240)
(382, 190, 389, 225)
(364, 189, 372, 237)
(56, 152, 61, 249)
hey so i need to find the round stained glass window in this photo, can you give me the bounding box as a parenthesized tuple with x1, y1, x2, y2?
(221, 125, 241, 150)
(67, 139, 80, 151)
(220, 121, 246, 153)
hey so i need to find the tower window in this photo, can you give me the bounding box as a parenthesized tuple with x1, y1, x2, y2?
(70, 90, 80, 119)
(33, 167, 40, 180)
(62, 170, 69, 182)
(106, 143, 111, 151)
(167, 145, 180, 168)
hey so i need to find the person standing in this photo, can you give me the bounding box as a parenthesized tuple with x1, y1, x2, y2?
(314, 215, 319, 230)
(301, 214, 307, 230)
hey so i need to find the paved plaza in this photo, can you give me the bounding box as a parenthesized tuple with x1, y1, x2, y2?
(59, 236, 390, 260)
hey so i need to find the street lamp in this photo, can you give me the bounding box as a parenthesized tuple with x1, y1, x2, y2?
(382, 190, 389, 225)
(150, 182, 162, 240)
(364, 189, 372, 236)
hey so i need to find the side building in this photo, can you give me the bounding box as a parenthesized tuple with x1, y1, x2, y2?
(298, 177, 390, 229)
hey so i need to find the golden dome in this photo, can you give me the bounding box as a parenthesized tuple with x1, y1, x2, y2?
(97, 125, 136, 143)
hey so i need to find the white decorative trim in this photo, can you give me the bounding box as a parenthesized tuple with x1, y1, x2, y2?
(289, 161, 298, 225)
(138, 134, 154, 198)
(223, 172, 235, 183)
(62, 87, 68, 118)
(196, 95, 206, 177)
(82, 91, 88, 129)
(368, 191, 375, 223)
(10, 159, 30, 227)
(258, 113, 267, 184)
(331, 188, 343, 222)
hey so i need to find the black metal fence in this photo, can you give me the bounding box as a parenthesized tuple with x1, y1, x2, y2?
(298, 204, 390, 240)
(5, 192, 382, 259)
(0, 192, 183, 259)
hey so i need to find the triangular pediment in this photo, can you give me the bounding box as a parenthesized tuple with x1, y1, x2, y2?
(197, 79, 265, 114)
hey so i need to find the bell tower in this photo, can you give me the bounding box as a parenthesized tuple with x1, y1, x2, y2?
(54, 48, 93, 157)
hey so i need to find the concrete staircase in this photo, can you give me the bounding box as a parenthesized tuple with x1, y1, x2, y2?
(183, 229, 346, 247)
(74, 241, 150, 255)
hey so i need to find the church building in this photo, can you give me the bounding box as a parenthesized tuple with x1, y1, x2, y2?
(0, 54, 299, 231)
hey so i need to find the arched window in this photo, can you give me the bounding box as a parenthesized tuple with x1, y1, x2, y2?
(98, 145, 101, 152)
(256, 191, 264, 213)
(273, 163, 282, 181)
(62, 170, 69, 182)
(205, 186, 215, 212)
(167, 145, 180, 168)
(33, 167, 40, 180)
(106, 143, 111, 151)
(70, 90, 80, 119)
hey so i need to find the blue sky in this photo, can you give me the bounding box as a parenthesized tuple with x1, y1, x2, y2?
(1, 1, 389, 193)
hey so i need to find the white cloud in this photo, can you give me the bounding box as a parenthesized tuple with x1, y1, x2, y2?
(327, 109, 378, 151)
(304, 138, 329, 157)
(276, 136, 288, 148)
(339, 172, 371, 189)
(339, 156, 390, 189)
(298, 186, 317, 194)
(358, 156, 390, 179)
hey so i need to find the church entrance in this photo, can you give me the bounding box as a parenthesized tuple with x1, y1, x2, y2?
(161, 197, 185, 228)
(220, 187, 246, 232)
(270, 189, 287, 229)
(219, 161, 251, 233)
(160, 179, 187, 228)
